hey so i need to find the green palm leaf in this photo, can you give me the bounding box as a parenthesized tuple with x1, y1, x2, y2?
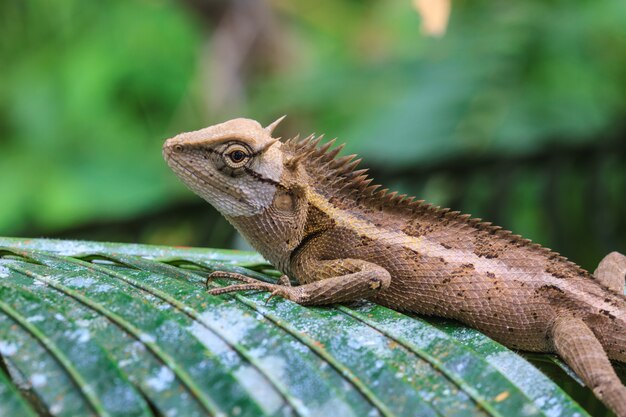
(0, 237, 611, 416)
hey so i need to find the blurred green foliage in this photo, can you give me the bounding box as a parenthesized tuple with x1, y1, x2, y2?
(1, 0, 625, 270)
(0, 0, 200, 232)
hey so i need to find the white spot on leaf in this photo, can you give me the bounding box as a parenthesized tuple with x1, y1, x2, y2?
(146, 366, 175, 392)
(30, 374, 47, 387)
(0, 265, 9, 278)
(139, 333, 156, 344)
(27, 315, 45, 323)
(0, 341, 18, 356)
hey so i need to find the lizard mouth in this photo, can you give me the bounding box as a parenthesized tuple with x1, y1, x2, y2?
(164, 154, 254, 212)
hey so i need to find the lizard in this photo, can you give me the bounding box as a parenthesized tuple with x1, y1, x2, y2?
(163, 117, 626, 416)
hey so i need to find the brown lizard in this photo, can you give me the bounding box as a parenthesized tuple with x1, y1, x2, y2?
(163, 117, 626, 416)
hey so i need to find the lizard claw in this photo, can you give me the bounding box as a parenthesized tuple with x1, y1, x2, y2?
(264, 290, 282, 304)
(205, 271, 227, 290)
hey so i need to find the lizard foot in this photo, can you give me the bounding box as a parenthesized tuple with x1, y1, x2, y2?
(206, 271, 289, 302)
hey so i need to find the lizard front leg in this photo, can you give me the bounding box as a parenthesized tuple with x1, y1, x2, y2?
(552, 316, 626, 417)
(207, 259, 391, 305)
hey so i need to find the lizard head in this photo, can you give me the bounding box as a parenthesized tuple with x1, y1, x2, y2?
(163, 117, 286, 218)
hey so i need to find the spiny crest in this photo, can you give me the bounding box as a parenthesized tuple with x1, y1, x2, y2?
(284, 134, 588, 275)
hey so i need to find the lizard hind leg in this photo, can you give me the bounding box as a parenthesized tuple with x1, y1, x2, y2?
(594, 251, 626, 293)
(552, 316, 626, 417)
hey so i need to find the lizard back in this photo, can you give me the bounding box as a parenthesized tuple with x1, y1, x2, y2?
(283, 134, 626, 353)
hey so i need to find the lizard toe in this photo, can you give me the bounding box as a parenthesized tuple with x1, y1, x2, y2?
(207, 282, 277, 297)
(206, 271, 268, 289)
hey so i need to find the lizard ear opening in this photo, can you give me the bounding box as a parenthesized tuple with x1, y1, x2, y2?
(265, 115, 286, 135)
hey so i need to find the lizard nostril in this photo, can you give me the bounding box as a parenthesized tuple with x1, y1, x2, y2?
(173, 144, 184, 153)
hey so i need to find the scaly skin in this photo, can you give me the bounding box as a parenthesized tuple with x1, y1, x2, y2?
(163, 117, 626, 416)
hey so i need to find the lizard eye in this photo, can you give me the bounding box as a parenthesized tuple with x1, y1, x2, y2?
(223, 144, 251, 168)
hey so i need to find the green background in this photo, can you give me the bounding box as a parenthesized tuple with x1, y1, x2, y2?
(1, 0, 625, 270)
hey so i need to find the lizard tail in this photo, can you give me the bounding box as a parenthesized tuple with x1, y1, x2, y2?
(552, 316, 626, 417)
